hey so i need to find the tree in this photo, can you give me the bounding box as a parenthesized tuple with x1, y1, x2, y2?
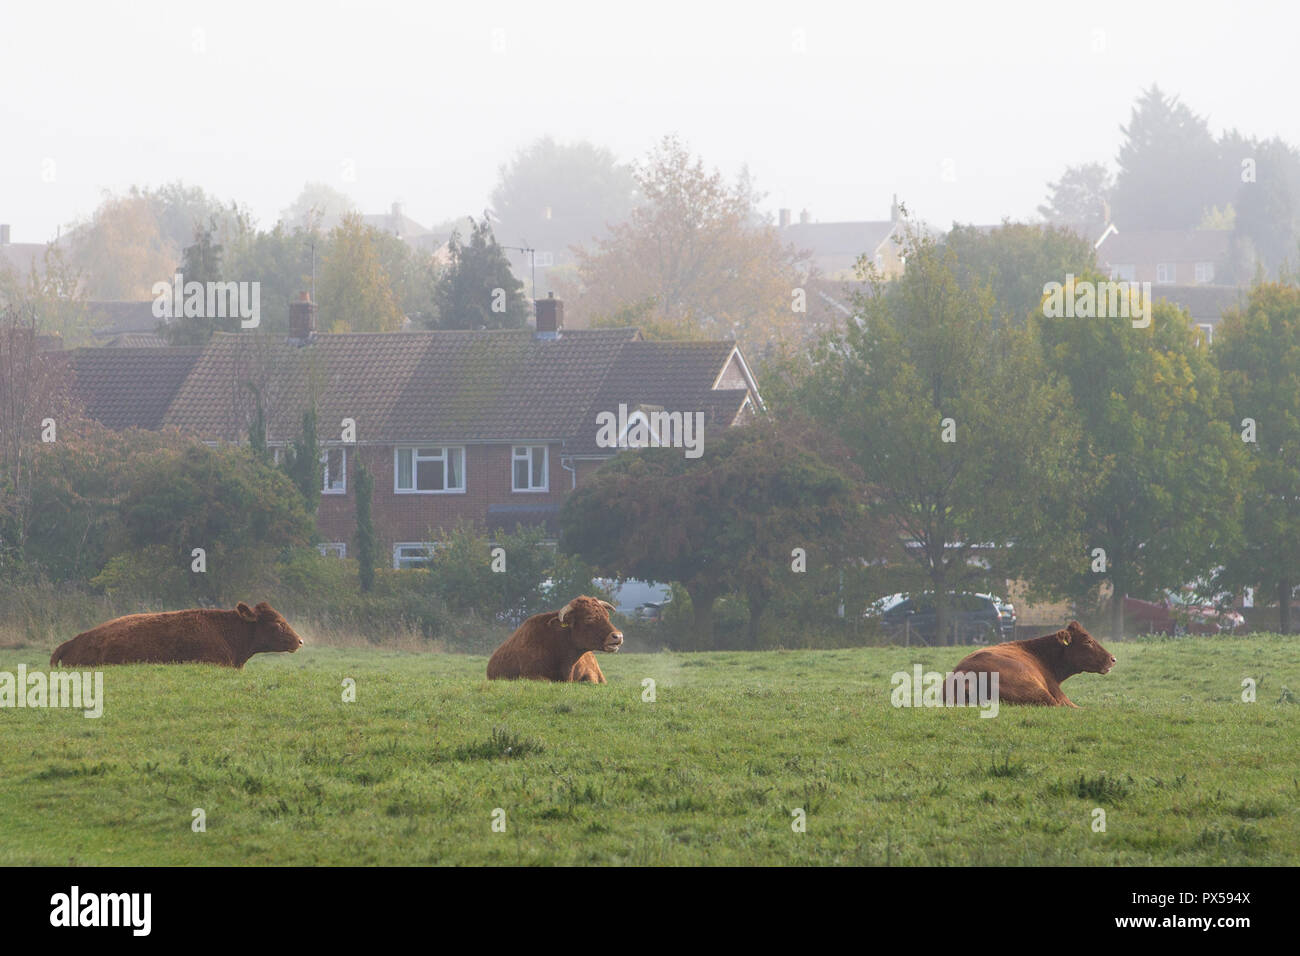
(1214, 282, 1300, 633)
(68, 190, 177, 300)
(1038, 162, 1113, 228)
(284, 403, 322, 515)
(0, 303, 84, 573)
(144, 181, 245, 254)
(792, 227, 1084, 644)
(562, 136, 809, 356)
(944, 222, 1098, 327)
(247, 385, 270, 463)
(1232, 137, 1300, 279)
(491, 137, 637, 279)
(354, 458, 376, 594)
(316, 214, 405, 332)
(560, 420, 860, 648)
(223, 222, 319, 337)
(370, 228, 439, 326)
(162, 216, 236, 345)
(1111, 85, 1224, 230)
(430, 217, 531, 330)
(0, 245, 95, 346)
(1032, 298, 1248, 638)
(93, 440, 313, 604)
(280, 182, 357, 232)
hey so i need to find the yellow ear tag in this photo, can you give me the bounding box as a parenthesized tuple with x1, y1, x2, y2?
(1061, 635, 1071, 645)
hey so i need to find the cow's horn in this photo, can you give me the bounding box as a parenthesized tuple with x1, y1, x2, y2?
(599, 600, 616, 613)
(557, 600, 575, 625)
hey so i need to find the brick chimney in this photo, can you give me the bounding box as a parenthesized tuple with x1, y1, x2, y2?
(778, 208, 791, 229)
(535, 292, 563, 339)
(0, 224, 10, 245)
(289, 291, 317, 344)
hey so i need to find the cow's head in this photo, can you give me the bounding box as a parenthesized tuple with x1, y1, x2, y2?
(1058, 621, 1115, 674)
(237, 601, 304, 654)
(553, 596, 623, 653)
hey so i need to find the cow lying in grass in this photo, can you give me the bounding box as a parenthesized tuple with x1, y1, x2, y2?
(945, 620, 1115, 707)
(487, 596, 623, 682)
(50, 602, 304, 668)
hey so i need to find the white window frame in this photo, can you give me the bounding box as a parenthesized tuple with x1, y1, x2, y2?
(321, 447, 346, 494)
(394, 446, 465, 494)
(318, 542, 347, 558)
(1196, 323, 1214, 344)
(512, 445, 549, 492)
(393, 542, 436, 570)
(1110, 264, 1136, 281)
(1156, 262, 1175, 284)
(1195, 261, 1214, 284)
(534, 251, 555, 267)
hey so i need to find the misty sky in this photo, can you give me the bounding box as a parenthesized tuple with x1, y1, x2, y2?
(3, 0, 1298, 244)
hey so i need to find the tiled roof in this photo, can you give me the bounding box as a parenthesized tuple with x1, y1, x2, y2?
(1095, 229, 1231, 266)
(566, 340, 751, 455)
(781, 221, 898, 258)
(99, 332, 169, 348)
(161, 328, 639, 444)
(67, 347, 203, 429)
(62, 327, 758, 450)
(1153, 284, 1248, 324)
(87, 300, 160, 335)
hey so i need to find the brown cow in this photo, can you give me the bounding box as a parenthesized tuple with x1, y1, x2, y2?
(945, 620, 1115, 708)
(50, 602, 304, 668)
(487, 596, 623, 682)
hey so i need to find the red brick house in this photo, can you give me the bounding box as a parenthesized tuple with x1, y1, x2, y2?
(65, 298, 762, 567)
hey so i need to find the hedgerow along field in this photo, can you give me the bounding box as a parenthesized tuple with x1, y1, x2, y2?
(0, 633, 1296, 865)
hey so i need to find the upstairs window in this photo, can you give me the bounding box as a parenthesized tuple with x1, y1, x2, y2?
(395, 447, 465, 493)
(322, 448, 346, 494)
(1156, 262, 1175, 284)
(512, 445, 548, 492)
(1195, 261, 1215, 283)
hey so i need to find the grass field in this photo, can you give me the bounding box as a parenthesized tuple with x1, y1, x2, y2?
(0, 634, 1296, 865)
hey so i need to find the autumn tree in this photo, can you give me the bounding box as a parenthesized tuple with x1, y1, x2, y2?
(0, 245, 94, 346)
(1214, 282, 1300, 633)
(316, 214, 405, 332)
(69, 190, 178, 299)
(563, 136, 808, 356)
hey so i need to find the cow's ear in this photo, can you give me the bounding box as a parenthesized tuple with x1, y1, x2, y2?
(1059, 630, 1072, 646)
(236, 603, 257, 622)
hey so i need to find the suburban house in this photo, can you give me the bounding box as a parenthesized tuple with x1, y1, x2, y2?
(778, 199, 907, 280)
(1093, 227, 1233, 286)
(61, 295, 762, 567)
(361, 201, 442, 254)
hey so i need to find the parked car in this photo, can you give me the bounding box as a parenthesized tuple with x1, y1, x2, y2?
(1124, 593, 1246, 635)
(878, 592, 1002, 645)
(593, 578, 672, 623)
(977, 592, 1017, 639)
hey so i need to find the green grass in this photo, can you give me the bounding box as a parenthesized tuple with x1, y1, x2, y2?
(0, 635, 1296, 865)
